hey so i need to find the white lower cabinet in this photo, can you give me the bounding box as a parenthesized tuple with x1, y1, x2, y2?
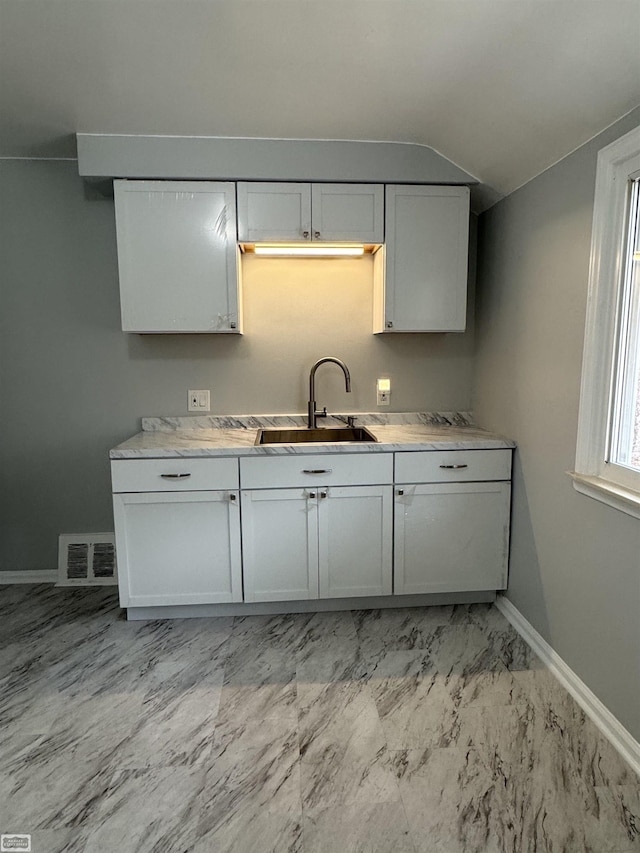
(393, 449, 512, 595)
(113, 490, 242, 607)
(111, 447, 512, 612)
(241, 482, 393, 603)
(241, 488, 319, 602)
(319, 486, 393, 598)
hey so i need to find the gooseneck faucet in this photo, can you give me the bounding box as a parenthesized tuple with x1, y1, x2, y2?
(308, 357, 352, 428)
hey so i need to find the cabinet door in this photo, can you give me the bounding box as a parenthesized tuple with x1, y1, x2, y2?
(114, 180, 240, 333)
(237, 182, 311, 242)
(113, 490, 242, 607)
(378, 185, 470, 333)
(394, 482, 510, 594)
(241, 488, 319, 602)
(318, 485, 392, 598)
(311, 184, 384, 242)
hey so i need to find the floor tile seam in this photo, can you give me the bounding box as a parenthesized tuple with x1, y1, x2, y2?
(213, 733, 302, 760)
(561, 748, 640, 793)
(379, 759, 434, 850)
(486, 753, 620, 814)
(299, 788, 403, 823)
(193, 784, 304, 834)
(89, 763, 210, 829)
(24, 766, 127, 833)
(297, 719, 405, 769)
(297, 735, 391, 767)
(295, 682, 385, 724)
(215, 704, 299, 726)
(591, 783, 640, 793)
(385, 731, 624, 793)
(226, 639, 360, 659)
(138, 639, 234, 659)
(395, 792, 421, 853)
(388, 744, 493, 779)
(299, 788, 406, 827)
(140, 686, 227, 708)
(294, 636, 362, 654)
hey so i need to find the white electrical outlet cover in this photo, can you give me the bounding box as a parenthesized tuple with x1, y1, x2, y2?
(188, 390, 210, 411)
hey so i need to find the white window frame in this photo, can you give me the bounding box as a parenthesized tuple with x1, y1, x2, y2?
(572, 124, 640, 519)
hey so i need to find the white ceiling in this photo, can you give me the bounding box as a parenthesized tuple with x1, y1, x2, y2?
(1, 0, 639, 203)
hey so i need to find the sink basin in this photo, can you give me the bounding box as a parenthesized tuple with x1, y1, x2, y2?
(255, 427, 377, 445)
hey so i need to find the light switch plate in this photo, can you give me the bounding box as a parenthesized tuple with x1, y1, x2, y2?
(188, 390, 210, 412)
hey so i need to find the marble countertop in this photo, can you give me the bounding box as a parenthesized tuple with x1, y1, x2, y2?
(110, 413, 515, 459)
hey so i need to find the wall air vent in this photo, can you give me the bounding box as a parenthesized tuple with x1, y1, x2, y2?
(57, 533, 117, 586)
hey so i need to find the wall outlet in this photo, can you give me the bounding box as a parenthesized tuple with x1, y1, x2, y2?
(188, 390, 210, 412)
(377, 377, 391, 406)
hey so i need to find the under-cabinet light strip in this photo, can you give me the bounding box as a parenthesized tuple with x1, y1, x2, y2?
(253, 245, 365, 257)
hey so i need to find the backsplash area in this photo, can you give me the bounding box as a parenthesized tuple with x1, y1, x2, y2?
(141, 412, 475, 430)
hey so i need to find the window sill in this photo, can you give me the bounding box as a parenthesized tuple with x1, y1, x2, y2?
(568, 472, 640, 520)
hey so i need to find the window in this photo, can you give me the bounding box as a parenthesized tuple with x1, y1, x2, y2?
(573, 125, 640, 519)
(609, 178, 640, 478)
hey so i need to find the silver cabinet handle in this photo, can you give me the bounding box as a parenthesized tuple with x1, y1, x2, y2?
(230, 321, 237, 330)
(160, 473, 192, 479)
(303, 469, 332, 474)
(439, 464, 468, 469)
(397, 489, 404, 496)
(314, 231, 321, 239)
(309, 491, 316, 499)
(302, 230, 310, 238)
(320, 491, 327, 499)
(229, 493, 237, 501)
(386, 321, 393, 329)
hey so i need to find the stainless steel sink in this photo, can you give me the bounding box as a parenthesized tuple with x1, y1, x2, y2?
(255, 427, 377, 445)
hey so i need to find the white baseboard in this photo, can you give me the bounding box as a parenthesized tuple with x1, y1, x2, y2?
(496, 594, 640, 778)
(0, 570, 58, 584)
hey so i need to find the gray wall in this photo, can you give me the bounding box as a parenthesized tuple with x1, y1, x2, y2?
(474, 107, 640, 740)
(0, 160, 476, 572)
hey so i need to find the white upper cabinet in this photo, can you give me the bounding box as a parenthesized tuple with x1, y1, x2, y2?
(237, 182, 311, 242)
(375, 185, 470, 333)
(114, 180, 240, 333)
(311, 184, 384, 242)
(237, 182, 384, 243)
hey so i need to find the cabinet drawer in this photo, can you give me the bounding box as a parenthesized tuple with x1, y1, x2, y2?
(240, 453, 393, 489)
(111, 458, 239, 493)
(394, 449, 511, 483)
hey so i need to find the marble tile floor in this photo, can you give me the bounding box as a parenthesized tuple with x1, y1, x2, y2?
(0, 585, 638, 853)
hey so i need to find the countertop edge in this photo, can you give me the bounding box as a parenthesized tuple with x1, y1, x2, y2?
(110, 437, 516, 459)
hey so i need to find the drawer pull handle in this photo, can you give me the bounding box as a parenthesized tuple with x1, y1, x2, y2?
(320, 491, 327, 499)
(229, 493, 237, 501)
(439, 464, 468, 469)
(397, 489, 404, 496)
(309, 492, 316, 499)
(160, 473, 192, 479)
(303, 469, 332, 474)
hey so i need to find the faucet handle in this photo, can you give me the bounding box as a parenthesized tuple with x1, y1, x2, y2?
(335, 414, 357, 427)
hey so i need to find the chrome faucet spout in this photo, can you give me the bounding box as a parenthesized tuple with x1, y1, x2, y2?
(308, 357, 352, 429)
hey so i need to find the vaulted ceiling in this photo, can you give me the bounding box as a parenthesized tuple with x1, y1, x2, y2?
(1, 0, 639, 207)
